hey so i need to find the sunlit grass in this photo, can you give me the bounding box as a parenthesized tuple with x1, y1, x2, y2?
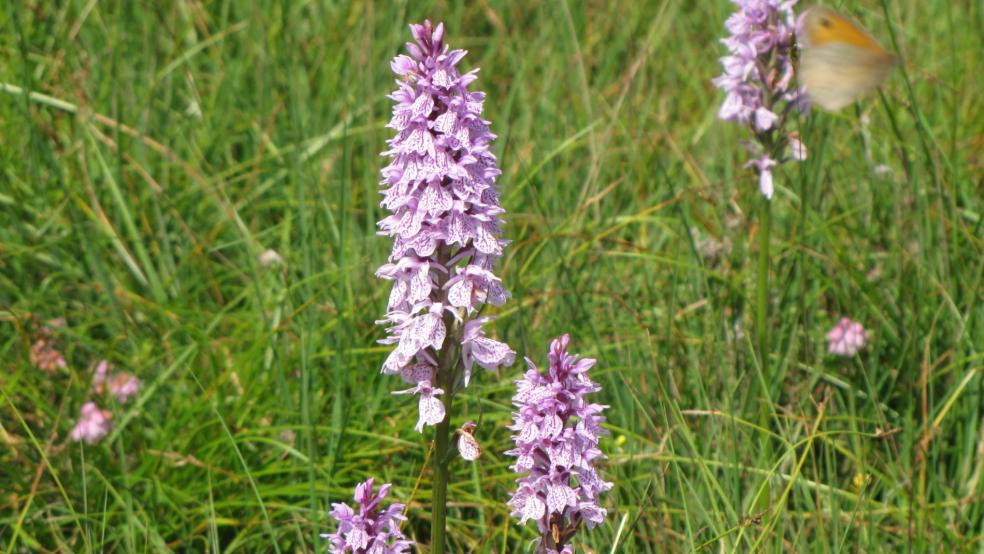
(1, 1, 982, 552)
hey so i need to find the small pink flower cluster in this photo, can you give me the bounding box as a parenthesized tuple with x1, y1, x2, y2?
(70, 360, 141, 444)
(70, 402, 113, 444)
(826, 318, 868, 357)
(29, 319, 67, 373)
(92, 360, 141, 403)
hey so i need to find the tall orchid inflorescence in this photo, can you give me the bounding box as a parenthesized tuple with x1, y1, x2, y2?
(506, 335, 611, 553)
(322, 478, 412, 554)
(376, 20, 515, 432)
(713, 0, 809, 199)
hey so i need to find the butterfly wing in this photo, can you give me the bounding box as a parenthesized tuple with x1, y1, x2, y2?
(799, 7, 897, 111)
(801, 42, 896, 111)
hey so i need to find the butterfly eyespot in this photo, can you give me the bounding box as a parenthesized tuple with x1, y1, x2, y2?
(819, 17, 832, 28)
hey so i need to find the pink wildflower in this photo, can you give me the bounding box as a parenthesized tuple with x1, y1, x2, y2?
(30, 339, 67, 372)
(108, 373, 140, 403)
(30, 321, 67, 373)
(826, 317, 867, 357)
(70, 402, 113, 444)
(92, 360, 140, 402)
(92, 360, 111, 392)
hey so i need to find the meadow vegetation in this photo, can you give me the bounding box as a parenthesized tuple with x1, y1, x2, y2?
(1, 1, 982, 551)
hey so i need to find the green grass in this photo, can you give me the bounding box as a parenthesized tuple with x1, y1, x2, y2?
(2, 0, 982, 552)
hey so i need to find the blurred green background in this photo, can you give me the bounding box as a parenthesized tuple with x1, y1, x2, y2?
(1, 0, 982, 551)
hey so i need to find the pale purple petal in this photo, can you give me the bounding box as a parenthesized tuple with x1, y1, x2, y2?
(417, 393, 446, 432)
(520, 493, 545, 524)
(392, 380, 445, 433)
(754, 107, 779, 131)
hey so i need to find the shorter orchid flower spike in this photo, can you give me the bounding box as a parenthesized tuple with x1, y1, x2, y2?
(321, 478, 413, 554)
(505, 335, 612, 551)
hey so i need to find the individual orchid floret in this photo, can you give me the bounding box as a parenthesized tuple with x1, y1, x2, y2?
(745, 154, 778, 200)
(826, 317, 868, 357)
(713, 0, 809, 199)
(393, 379, 445, 433)
(461, 317, 515, 386)
(391, 361, 445, 432)
(456, 421, 482, 461)
(505, 335, 612, 552)
(376, 19, 514, 432)
(445, 265, 508, 311)
(321, 478, 413, 554)
(70, 402, 113, 444)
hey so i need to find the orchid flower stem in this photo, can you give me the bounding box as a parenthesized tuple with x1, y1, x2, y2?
(430, 400, 451, 554)
(756, 195, 772, 383)
(430, 341, 457, 554)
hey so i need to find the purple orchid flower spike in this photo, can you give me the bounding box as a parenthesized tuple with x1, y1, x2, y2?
(506, 335, 612, 553)
(713, 0, 809, 199)
(322, 478, 413, 554)
(376, 19, 514, 432)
